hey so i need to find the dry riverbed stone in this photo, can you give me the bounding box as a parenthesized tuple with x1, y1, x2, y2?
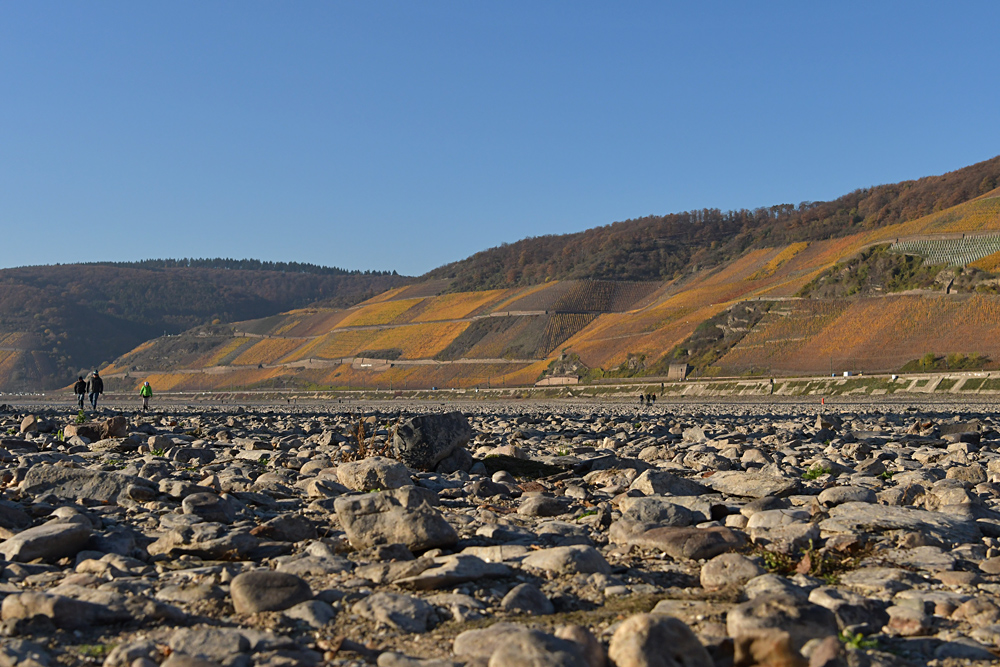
(727, 593, 839, 652)
(337, 456, 413, 491)
(353, 592, 434, 633)
(700, 552, 765, 590)
(0, 521, 92, 562)
(608, 613, 713, 667)
(335, 486, 458, 551)
(522, 545, 611, 575)
(230, 570, 312, 614)
(393, 411, 473, 471)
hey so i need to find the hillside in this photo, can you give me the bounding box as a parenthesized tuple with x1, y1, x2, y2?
(105, 199, 1000, 392)
(0, 261, 407, 390)
(427, 155, 1000, 290)
(101, 156, 1000, 392)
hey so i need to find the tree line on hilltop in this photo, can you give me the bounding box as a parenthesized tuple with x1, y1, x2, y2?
(427, 155, 1000, 290)
(89, 258, 398, 277)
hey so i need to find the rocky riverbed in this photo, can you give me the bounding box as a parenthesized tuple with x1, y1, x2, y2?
(0, 399, 999, 666)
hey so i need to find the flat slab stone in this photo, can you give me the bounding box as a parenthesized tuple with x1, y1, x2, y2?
(628, 470, 708, 496)
(611, 522, 746, 560)
(820, 502, 981, 545)
(0, 522, 92, 562)
(21, 466, 155, 505)
(395, 555, 510, 590)
(881, 546, 956, 572)
(521, 545, 611, 575)
(703, 471, 800, 498)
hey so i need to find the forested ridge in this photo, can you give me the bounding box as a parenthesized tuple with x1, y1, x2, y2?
(427, 155, 1000, 290)
(0, 263, 409, 388)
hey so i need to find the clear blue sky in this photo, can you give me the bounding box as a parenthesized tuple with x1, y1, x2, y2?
(2, 2, 999, 276)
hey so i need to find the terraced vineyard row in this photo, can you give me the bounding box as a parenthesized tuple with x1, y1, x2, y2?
(435, 316, 547, 361)
(890, 235, 1000, 266)
(230, 338, 304, 366)
(302, 321, 471, 361)
(749, 243, 809, 280)
(408, 290, 511, 322)
(551, 281, 660, 313)
(336, 298, 425, 327)
(197, 339, 251, 367)
(498, 281, 576, 312)
(719, 295, 1000, 375)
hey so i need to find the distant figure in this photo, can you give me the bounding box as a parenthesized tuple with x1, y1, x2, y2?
(73, 376, 86, 410)
(650, 393, 656, 404)
(639, 393, 646, 405)
(87, 370, 104, 411)
(139, 381, 152, 411)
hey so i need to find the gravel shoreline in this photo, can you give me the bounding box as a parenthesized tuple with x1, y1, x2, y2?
(0, 400, 997, 666)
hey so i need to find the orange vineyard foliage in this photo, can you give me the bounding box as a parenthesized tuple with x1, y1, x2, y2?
(719, 295, 1000, 374)
(336, 298, 425, 327)
(971, 251, 1000, 272)
(198, 339, 250, 367)
(408, 290, 509, 322)
(749, 243, 809, 280)
(230, 338, 304, 366)
(300, 321, 471, 360)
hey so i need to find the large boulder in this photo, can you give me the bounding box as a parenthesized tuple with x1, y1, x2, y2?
(620, 496, 695, 526)
(610, 523, 746, 560)
(727, 594, 839, 652)
(1, 592, 109, 629)
(0, 522, 92, 562)
(608, 613, 713, 667)
(20, 466, 155, 506)
(19, 415, 39, 434)
(700, 553, 765, 591)
(352, 592, 434, 633)
(454, 623, 532, 659)
(395, 554, 510, 590)
(101, 416, 129, 439)
(334, 486, 458, 551)
(63, 423, 102, 442)
(488, 629, 588, 667)
(182, 493, 236, 524)
(147, 523, 260, 560)
(629, 470, 707, 497)
(230, 570, 312, 614)
(820, 501, 981, 545)
(64, 417, 128, 442)
(704, 471, 800, 498)
(337, 456, 412, 491)
(522, 546, 611, 575)
(392, 411, 473, 471)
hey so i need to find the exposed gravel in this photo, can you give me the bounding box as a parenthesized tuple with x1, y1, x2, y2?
(0, 398, 998, 666)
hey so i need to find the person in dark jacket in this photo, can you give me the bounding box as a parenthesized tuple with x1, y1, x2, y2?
(87, 371, 104, 410)
(73, 376, 86, 410)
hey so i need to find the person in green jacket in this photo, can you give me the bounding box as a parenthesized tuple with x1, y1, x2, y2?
(139, 381, 152, 411)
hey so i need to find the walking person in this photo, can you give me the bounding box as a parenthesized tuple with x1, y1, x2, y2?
(87, 370, 103, 411)
(139, 381, 152, 411)
(73, 376, 86, 410)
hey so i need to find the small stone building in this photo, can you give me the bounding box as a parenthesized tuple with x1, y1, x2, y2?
(667, 363, 690, 381)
